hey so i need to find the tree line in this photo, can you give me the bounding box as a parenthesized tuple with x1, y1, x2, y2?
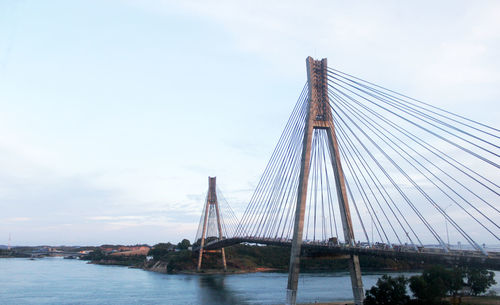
(364, 265, 497, 305)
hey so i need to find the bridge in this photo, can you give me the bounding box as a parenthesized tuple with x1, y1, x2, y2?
(193, 57, 500, 305)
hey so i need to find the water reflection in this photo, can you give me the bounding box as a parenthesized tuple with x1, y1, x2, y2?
(197, 275, 250, 305)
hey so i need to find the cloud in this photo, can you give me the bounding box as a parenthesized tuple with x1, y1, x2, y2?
(4, 217, 31, 222)
(87, 215, 144, 221)
(131, 1, 500, 108)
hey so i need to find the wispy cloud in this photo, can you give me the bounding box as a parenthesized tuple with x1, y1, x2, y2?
(4, 217, 31, 222)
(87, 215, 145, 221)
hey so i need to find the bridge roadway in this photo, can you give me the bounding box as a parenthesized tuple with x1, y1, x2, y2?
(195, 237, 500, 270)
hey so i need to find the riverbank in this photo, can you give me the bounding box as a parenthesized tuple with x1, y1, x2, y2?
(137, 244, 429, 275)
(81, 245, 437, 278)
(299, 301, 354, 305)
(446, 296, 500, 305)
(296, 296, 500, 305)
(143, 259, 280, 274)
(0, 250, 30, 258)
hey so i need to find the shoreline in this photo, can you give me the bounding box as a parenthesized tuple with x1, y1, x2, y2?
(86, 258, 425, 275)
(298, 303, 353, 305)
(172, 267, 282, 275)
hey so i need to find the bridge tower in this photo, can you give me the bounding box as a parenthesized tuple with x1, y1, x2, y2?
(286, 57, 364, 305)
(196, 177, 227, 272)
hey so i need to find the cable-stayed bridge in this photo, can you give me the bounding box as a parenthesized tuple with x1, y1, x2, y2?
(193, 57, 500, 305)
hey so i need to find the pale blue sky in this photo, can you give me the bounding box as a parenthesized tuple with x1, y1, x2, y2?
(0, 0, 499, 245)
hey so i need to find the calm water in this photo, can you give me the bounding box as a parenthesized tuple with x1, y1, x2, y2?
(1, 257, 498, 305)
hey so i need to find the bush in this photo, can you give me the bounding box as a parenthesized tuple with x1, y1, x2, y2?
(409, 266, 452, 304)
(83, 249, 106, 261)
(148, 243, 174, 260)
(465, 267, 496, 296)
(177, 239, 191, 250)
(364, 275, 410, 305)
(364, 265, 496, 305)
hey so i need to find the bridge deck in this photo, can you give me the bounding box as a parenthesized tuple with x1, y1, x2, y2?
(194, 237, 500, 269)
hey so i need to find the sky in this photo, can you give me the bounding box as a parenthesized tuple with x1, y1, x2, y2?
(0, 0, 499, 246)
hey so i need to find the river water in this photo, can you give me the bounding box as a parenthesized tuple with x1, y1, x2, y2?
(1, 257, 499, 305)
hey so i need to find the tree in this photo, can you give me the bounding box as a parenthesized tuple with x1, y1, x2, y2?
(177, 239, 191, 250)
(465, 267, 496, 296)
(148, 243, 174, 260)
(409, 266, 452, 305)
(83, 248, 105, 261)
(448, 267, 466, 297)
(364, 275, 410, 305)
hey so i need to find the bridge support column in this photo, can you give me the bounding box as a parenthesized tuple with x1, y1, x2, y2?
(197, 177, 227, 272)
(214, 182, 227, 272)
(197, 183, 210, 271)
(286, 57, 364, 305)
(348, 254, 364, 304)
(326, 125, 364, 305)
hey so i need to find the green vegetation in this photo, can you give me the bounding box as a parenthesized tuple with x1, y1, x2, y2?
(364, 266, 497, 305)
(465, 268, 497, 296)
(82, 240, 448, 273)
(143, 243, 430, 273)
(81, 249, 145, 267)
(0, 249, 29, 258)
(148, 242, 175, 260)
(364, 275, 410, 305)
(408, 266, 454, 304)
(146, 249, 194, 273)
(177, 239, 191, 250)
(82, 248, 106, 261)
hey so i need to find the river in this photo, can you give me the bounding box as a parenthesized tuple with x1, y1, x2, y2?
(1, 257, 499, 304)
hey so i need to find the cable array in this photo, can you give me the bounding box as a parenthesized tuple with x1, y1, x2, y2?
(233, 67, 499, 253)
(194, 187, 240, 244)
(235, 84, 308, 240)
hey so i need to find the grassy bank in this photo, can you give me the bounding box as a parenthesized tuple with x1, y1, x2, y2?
(0, 249, 30, 258)
(82, 244, 432, 273)
(298, 298, 500, 305)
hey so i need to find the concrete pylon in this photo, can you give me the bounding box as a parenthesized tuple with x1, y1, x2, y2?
(197, 177, 227, 272)
(286, 57, 364, 305)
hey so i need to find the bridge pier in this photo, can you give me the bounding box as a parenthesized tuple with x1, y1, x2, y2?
(196, 177, 227, 272)
(286, 57, 364, 305)
(348, 254, 364, 305)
